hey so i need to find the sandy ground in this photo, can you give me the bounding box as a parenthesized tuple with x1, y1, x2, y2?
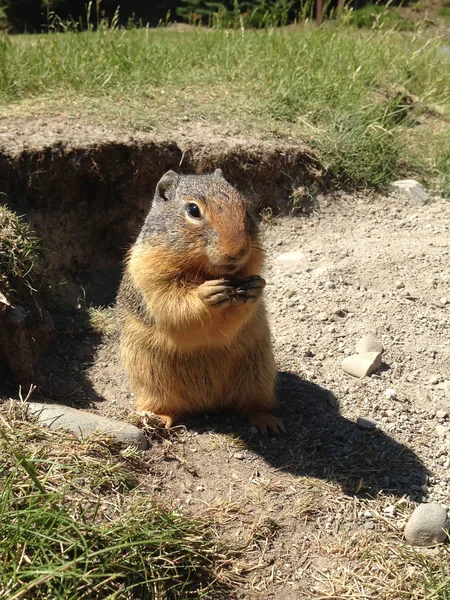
(72, 189, 450, 598)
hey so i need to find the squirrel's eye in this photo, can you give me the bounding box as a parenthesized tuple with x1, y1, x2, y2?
(187, 203, 201, 219)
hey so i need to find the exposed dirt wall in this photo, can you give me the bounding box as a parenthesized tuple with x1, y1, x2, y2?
(0, 135, 318, 305)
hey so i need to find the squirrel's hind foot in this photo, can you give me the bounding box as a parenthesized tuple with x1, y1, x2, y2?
(138, 410, 177, 430)
(248, 410, 286, 436)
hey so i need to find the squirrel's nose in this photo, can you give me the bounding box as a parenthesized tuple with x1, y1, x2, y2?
(225, 248, 247, 262)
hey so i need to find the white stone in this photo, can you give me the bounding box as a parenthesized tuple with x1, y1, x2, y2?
(436, 410, 449, 419)
(275, 251, 307, 266)
(357, 417, 377, 430)
(436, 425, 448, 437)
(404, 503, 450, 547)
(342, 352, 382, 378)
(26, 402, 148, 450)
(385, 388, 397, 400)
(355, 334, 383, 354)
(383, 505, 397, 517)
(392, 179, 429, 206)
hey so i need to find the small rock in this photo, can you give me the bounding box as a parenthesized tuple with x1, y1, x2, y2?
(234, 452, 245, 460)
(404, 503, 450, 547)
(436, 425, 448, 437)
(429, 376, 439, 385)
(357, 417, 377, 430)
(383, 505, 397, 517)
(363, 521, 375, 530)
(363, 510, 373, 518)
(26, 402, 148, 450)
(385, 388, 397, 400)
(392, 179, 429, 206)
(355, 334, 383, 354)
(325, 281, 336, 290)
(342, 352, 382, 378)
(395, 281, 405, 290)
(440, 297, 449, 306)
(276, 251, 307, 266)
(436, 410, 448, 420)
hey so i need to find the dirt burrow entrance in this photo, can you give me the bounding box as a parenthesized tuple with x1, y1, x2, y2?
(0, 125, 319, 307)
(1, 126, 450, 598)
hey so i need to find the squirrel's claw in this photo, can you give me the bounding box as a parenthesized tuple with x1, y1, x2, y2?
(197, 280, 234, 307)
(248, 411, 286, 436)
(234, 275, 266, 304)
(138, 410, 176, 429)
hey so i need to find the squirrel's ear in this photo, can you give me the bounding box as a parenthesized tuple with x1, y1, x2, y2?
(155, 170, 179, 201)
(214, 168, 225, 179)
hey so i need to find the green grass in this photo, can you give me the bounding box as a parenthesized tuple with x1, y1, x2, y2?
(0, 205, 40, 294)
(0, 403, 234, 599)
(0, 23, 450, 191)
(347, 3, 417, 31)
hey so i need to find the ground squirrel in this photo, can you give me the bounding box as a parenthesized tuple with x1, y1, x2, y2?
(117, 169, 285, 435)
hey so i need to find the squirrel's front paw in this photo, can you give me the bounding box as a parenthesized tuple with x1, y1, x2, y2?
(197, 279, 234, 307)
(234, 275, 266, 304)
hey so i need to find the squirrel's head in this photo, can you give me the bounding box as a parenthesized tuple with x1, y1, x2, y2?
(146, 169, 263, 278)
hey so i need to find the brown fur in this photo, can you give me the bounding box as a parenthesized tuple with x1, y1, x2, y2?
(117, 171, 284, 434)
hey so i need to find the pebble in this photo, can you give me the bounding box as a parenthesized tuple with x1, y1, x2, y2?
(355, 334, 383, 354)
(404, 503, 450, 547)
(436, 425, 448, 437)
(385, 388, 397, 400)
(26, 402, 148, 450)
(234, 452, 245, 460)
(383, 505, 397, 517)
(363, 521, 375, 530)
(395, 281, 405, 290)
(429, 376, 439, 385)
(275, 251, 307, 266)
(357, 417, 377, 430)
(440, 297, 449, 306)
(436, 410, 448, 420)
(392, 179, 429, 206)
(342, 352, 382, 378)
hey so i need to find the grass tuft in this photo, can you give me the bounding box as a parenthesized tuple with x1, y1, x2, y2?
(0, 205, 39, 294)
(0, 24, 449, 192)
(0, 402, 235, 599)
